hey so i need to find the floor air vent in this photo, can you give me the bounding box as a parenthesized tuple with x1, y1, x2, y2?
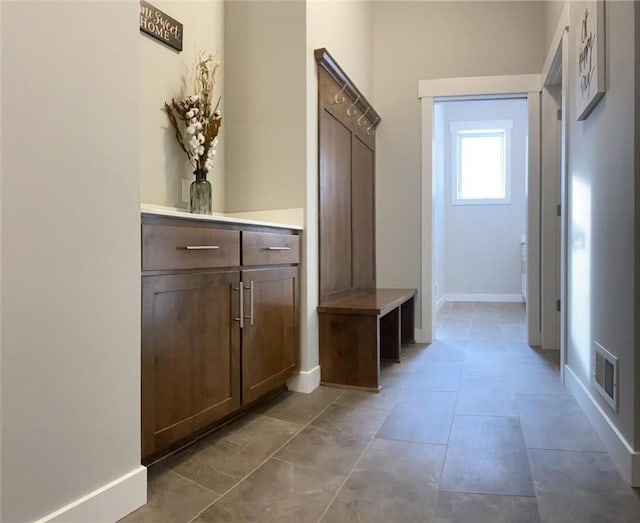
(593, 341, 618, 412)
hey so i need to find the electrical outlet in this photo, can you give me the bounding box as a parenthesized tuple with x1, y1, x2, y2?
(181, 179, 190, 203)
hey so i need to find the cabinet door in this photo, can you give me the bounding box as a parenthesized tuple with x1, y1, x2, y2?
(241, 267, 298, 404)
(142, 270, 240, 460)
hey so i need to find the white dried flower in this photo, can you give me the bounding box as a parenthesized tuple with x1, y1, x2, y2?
(186, 126, 195, 135)
(186, 110, 194, 119)
(199, 146, 204, 155)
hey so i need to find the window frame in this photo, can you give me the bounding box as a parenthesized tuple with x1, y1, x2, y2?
(449, 119, 513, 206)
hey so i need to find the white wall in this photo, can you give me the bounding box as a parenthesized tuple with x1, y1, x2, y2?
(437, 98, 528, 298)
(224, 0, 307, 213)
(1, 1, 143, 521)
(371, 1, 546, 328)
(562, 0, 638, 452)
(140, 1, 225, 211)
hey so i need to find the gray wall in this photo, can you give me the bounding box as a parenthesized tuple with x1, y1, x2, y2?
(224, 0, 307, 213)
(1, 1, 141, 521)
(371, 1, 546, 327)
(437, 98, 528, 298)
(563, 0, 638, 449)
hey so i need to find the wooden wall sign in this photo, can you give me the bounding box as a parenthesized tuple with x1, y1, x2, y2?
(576, 0, 605, 120)
(140, 1, 183, 52)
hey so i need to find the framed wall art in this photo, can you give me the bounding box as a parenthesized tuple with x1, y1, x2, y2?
(576, 0, 605, 120)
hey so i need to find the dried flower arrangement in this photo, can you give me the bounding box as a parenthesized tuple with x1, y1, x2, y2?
(165, 52, 222, 175)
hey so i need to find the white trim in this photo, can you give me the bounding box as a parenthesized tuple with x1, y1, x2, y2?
(565, 366, 640, 487)
(421, 97, 434, 344)
(287, 365, 320, 394)
(35, 466, 147, 523)
(421, 76, 541, 351)
(435, 295, 447, 313)
(541, 3, 570, 85)
(419, 74, 542, 99)
(445, 294, 524, 303)
(526, 92, 542, 347)
(414, 329, 427, 344)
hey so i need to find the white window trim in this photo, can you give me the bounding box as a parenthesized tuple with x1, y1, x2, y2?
(449, 119, 513, 206)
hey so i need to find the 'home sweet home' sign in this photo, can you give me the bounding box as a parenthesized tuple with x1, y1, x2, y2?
(140, 1, 183, 52)
(576, 0, 605, 120)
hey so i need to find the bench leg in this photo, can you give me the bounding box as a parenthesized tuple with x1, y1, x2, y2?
(318, 313, 380, 390)
(400, 296, 416, 343)
(380, 308, 401, 363)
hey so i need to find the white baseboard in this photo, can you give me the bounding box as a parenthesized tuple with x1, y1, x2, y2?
(565, 366, 639, 487)
(445, 293, 525, 303)
(414, 329, 428, 343)
(36, 465, 147, 523)
(435, 295, 447, 312)
(287, 365, 320, 393)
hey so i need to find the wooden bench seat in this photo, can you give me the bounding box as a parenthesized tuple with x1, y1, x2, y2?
(318, 288, 416, 391)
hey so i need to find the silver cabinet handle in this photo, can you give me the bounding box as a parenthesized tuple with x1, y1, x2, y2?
(242, 282, 254, 326)
(233, 286, 244, 328)
(249, 281, 254, 326)
(265, 246, 290, 251)
(184, 245, 220, 250)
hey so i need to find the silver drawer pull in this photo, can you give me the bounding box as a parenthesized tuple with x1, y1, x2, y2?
(265, 246, 290, 251)
(184, 245, 220, 250)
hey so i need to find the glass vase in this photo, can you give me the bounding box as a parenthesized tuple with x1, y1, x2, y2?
(190, 169, 212, 215)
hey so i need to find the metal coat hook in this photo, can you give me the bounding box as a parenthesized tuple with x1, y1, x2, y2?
(367, 116, 379, 136)
(333, 83, 348, 104)
(346, 95, 360, 116)
(357, 107, 370, 126)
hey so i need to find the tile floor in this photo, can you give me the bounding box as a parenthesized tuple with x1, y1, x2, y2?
(121, 302, 640, 523)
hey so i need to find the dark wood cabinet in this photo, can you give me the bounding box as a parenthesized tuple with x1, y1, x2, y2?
(241, 267, 298, 404)
(141, 270, 241, 459)
(141, 214, 300, 463)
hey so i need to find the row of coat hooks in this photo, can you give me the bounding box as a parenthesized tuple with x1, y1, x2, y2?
(332, 82, 379, 136)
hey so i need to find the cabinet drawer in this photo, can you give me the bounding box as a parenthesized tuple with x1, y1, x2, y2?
(142, 224, 240, 271)
(242, 231, 300, 266)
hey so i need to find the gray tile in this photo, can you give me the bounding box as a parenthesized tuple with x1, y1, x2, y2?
(465, 340, 508, 353)
(471, 320, 503, 341)
(310, 403, 389, 437)
(434, 491, 540, 523)
(529, 449, 640, 523)
(518, 395, 604, 452)
(376, 390, 457, 444)
(321, 438, 446, 523)
(456, 375, 518, 417)
(404, 360, 463, 391)
(463, 351, 512, 376)
(334, 386, 401, 411)
(257, 386, 343, 425)
(501, 324, 527, 342)
(275, 424, 370, 476)
(416, 340, 466, 362)
(194, 458, 343, 523)
(119, 465, 218, 523)
(441, 415, 534, 496)
(511, 362, 569, 396)
(507, 343, 551, 364)
(162, 414, 300, 495)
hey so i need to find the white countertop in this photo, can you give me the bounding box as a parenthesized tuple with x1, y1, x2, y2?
(141, 203, 304, 231)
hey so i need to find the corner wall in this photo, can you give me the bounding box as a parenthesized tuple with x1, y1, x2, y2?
(562, 0, 638, 470)
(371, 0, 546, 329)
(140, 0, 225, 211)
(303, 0, 373, 378)
(1, 2, 144, 520)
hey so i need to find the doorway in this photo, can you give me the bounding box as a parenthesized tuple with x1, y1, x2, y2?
(419, 74, 543, 348)
(432, 97, 529, 333)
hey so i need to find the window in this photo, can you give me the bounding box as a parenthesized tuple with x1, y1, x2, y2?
(450, 120, 513, 205)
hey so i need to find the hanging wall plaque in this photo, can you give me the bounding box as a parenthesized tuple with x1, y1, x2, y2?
(139, 1, 183, 52)
(576, 0, 605, 120)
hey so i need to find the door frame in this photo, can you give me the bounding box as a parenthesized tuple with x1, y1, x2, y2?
(418, 74, 542, 345)
(540, 4, 570, 381)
